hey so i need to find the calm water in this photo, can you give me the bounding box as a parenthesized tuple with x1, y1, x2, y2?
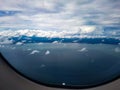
(0, 43, 120, 87)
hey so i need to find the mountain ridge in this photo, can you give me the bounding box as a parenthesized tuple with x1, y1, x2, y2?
(9, 35, 120, 45)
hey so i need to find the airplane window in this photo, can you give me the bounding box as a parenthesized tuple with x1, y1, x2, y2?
(0, 0, 120, 88)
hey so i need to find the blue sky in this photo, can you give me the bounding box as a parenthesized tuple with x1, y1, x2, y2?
(0, 0, 120, 38)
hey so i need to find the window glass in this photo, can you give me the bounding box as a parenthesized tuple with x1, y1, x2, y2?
(0, 0, 120, 88)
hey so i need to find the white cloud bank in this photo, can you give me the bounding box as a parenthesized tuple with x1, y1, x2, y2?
(0, 29, 107, 38)
(0, 0, 120, 39)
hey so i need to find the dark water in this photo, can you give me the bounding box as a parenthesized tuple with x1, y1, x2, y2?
(0, 43, 120, 87)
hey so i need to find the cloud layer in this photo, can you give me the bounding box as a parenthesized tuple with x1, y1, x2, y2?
(0, 0, 120, 38)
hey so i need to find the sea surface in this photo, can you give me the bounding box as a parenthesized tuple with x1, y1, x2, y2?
(0, 43, 120, 87)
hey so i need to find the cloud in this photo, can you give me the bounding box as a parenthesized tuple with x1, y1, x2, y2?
(30, 50, 40, 55)
(45, 50, 50, 55)
(16, 42, 23, 45)
(52, 41, 59, 44)
(80, 26, 96, 33)
(0, 29, 104, 38)
(0, 28, 119, 39)
(78, 48, 87, 52)
(0, 37, 13, 44)
(0, 0, 120, 39)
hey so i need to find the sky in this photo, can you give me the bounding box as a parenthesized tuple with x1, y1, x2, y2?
(0, 0, 120, 39)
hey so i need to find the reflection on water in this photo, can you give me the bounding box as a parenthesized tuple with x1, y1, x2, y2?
(0, 43, 120, 87)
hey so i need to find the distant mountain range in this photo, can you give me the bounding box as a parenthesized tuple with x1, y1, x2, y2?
(0, 30, 120, 45)
(9, 35, 120, 45)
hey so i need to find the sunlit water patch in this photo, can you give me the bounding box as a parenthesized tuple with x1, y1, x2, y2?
(0, 43, 120, 87)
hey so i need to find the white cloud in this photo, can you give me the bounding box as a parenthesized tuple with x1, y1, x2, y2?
(16, 42, 23, 45)
(78, 48, 87, 52)
(0, 0, 44, 11)
(0, 38, 13, 44)
(80, 26, 96, 33)
(0, 0, 119, 39)
(62, 82, 66, 86)
(38, 42, 43, 45)
(52, 41, 59, 44)
(30, 50, 40, 55)
(45, 50, 50, 55)
(0, 29, 105, 38)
